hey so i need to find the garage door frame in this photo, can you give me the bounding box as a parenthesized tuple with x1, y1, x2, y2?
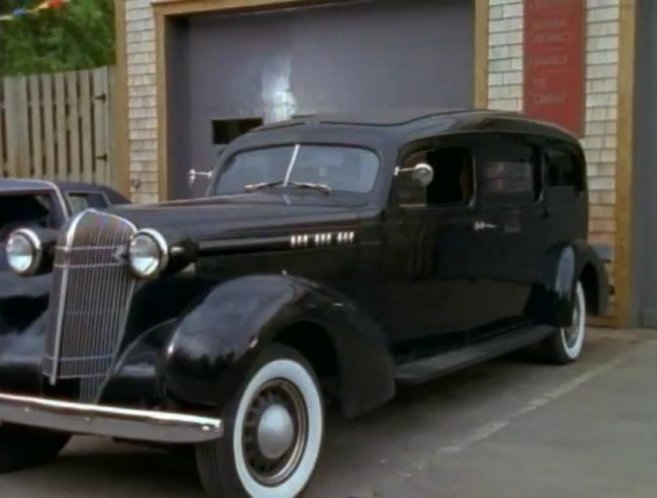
(149, 0, 491, 199)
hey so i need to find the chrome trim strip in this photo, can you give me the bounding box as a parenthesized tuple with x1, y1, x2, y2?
(198, 230, 359, 253)
(49, 211, 86, 385)
(0, 392, 223, 444)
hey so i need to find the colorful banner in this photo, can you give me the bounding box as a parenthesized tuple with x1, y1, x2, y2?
(0, 0, 69, 22)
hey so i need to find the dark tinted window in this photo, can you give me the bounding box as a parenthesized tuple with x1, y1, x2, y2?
(0, 194, 56, 242)
(479, 142, 541, 203)
(547, 147, 583, 190)
(399, 147, 475, 207)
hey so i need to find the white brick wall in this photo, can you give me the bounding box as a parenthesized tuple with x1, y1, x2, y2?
(124, 0, 159, 204)
(487, 0, 620, 296)
(487, 0, 524, 111)
(583, 0, 620, 254)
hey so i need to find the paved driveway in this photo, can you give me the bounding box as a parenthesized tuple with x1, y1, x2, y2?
(3, 328, 657, 498)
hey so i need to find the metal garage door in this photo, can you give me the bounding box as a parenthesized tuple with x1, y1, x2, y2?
(166, 0, 475, 199)
(632, 0, 657, 327)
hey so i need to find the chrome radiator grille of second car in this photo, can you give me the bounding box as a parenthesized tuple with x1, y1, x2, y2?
(43, 210, 137, 402)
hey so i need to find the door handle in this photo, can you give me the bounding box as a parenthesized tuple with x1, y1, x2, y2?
(473, 221, 498, 232)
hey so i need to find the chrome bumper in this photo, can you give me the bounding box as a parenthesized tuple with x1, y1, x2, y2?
(0, 392, 223, 444)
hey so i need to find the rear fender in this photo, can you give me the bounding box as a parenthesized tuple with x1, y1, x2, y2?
(527, 241, 610, 326)
(163, 275, 395, 417)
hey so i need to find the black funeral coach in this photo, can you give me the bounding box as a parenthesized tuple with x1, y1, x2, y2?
(0, 110, 609, 497)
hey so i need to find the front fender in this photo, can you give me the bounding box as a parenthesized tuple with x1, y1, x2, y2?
(0, 272, 51, 301)
(163, 275, 395, 417)
(0, 308, 49, 394)
(527, 240, 610, 326)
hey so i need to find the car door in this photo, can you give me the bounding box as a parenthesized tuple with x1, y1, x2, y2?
(382, 140, 483, 356)
(543, 140, 588, 245)
(469, 134, 547, 338)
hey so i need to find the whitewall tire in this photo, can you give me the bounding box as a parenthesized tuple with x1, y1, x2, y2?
(543, 281, 587, 364)
(196, 345, 324, 498)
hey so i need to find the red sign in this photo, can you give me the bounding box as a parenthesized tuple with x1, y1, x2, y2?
(524, 0, 585, 136)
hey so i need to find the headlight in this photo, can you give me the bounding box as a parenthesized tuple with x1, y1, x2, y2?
(128, 229, 169, 278)
(6, 229, 42, 276)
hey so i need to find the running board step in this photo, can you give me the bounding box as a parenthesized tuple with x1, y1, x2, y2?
(395, 326, 554, 385)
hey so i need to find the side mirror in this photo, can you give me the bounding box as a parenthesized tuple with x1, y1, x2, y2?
(397, 163, 434, 188)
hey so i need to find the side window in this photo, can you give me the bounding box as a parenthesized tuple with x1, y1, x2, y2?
(398, 147, 475, 208)
(546, 146, 584, 191)
(67, 192, 109, 215)
(479, 141, 541, 204)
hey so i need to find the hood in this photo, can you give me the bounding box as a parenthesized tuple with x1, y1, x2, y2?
(108, 193, 370, 242)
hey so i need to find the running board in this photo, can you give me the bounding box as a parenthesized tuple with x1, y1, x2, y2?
(395, 326, 553, 385)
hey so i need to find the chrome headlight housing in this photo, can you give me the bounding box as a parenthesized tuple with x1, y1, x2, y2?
(5, 229, 43, 276)
(128, 229, 169, 279)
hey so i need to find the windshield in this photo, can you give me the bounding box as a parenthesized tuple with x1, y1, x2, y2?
(213, 145, 379, 196)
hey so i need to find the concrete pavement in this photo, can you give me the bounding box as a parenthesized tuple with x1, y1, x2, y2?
(2, 328, 656, 498)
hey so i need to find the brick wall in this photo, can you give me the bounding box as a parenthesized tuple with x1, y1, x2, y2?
(488, 0, 523, 111)
(487, 0, 620, 306)
(125, 0, 159, 203)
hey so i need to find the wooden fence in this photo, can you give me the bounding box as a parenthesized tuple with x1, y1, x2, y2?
(0, 66, 115, 185)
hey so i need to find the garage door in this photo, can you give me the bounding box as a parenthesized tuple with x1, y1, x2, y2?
(166, 0, 475, 199)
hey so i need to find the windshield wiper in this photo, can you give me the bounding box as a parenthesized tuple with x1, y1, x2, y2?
(244, 181, 332, 194)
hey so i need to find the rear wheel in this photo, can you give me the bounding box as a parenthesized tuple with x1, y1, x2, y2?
(542, 281, 587, 364)
(0, 424, 70, 473)
(196, 345, 324, 498)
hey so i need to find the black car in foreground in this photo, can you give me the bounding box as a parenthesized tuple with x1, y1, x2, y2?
(0, 110, 608, 497)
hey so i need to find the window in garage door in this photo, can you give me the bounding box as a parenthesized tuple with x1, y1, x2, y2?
(212, 118, 263, 147)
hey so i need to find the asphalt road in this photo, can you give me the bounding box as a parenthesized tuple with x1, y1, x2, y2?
(3, 328, 657, 498)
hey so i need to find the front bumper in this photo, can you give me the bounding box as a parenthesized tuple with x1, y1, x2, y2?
(0, 392, 223, 444)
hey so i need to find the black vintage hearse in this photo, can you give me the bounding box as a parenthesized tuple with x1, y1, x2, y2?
(0, 110, 608, 497)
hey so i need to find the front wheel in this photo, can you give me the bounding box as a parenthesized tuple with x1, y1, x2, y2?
(0, 424, 70, 473)
(542, 281, 587, 364)
(196, 345, 324, 498)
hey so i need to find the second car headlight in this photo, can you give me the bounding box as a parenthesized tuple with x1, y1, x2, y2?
(5, 229, 42, 276)
(128, 229, 169, 278)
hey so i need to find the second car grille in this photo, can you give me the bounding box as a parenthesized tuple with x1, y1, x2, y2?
(43, 210, 137, 403)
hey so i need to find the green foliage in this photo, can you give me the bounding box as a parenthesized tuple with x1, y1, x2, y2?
(0, 0, 115, 75)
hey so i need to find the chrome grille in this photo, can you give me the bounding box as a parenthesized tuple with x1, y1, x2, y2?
(43, 210, 137, 402)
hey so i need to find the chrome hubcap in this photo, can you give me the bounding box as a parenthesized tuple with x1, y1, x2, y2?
(243, 380, 308, 486)
(257, 404, 295, 460)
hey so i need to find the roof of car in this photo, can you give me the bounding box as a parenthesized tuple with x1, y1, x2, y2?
(0, 179, 130, 204)
(0, 178, 99, 190)
(245, 108, 579, 145)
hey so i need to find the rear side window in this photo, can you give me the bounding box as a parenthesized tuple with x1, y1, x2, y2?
(546, 147, 584, 191)
(479, 141, 541, 204)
